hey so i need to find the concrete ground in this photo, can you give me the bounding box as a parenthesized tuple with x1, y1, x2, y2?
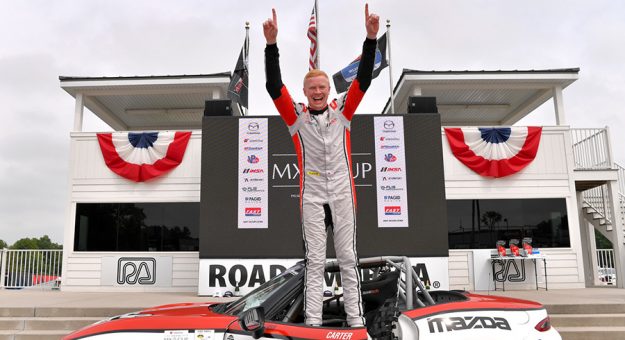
(0, 290, 223, 309)
(482, 287, 625, 305)
(1, 287, 624, 309)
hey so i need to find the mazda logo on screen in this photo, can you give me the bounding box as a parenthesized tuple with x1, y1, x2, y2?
(248, 122, 260, 131)
(384, 120, 395, 129)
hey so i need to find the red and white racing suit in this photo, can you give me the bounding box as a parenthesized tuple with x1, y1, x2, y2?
(265, 38, 377, 326)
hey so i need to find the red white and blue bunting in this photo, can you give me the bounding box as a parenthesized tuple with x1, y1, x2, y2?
(97, 131, 191, 182)
(444, 127, 542, 178)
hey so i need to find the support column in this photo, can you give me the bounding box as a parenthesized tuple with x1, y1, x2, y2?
(607, 180, 625, 288)
(73, 93, 84, 132)
(577, 192, 597, 286)
(588, 224, 600, 286)
(212, 88, 221, 99)
(552, 86, 566, 126)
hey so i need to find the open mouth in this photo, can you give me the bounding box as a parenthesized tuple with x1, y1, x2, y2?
(311, 96, 325, 105)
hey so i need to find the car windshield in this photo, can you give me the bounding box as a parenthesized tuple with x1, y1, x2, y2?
(221, 263, 303, 316)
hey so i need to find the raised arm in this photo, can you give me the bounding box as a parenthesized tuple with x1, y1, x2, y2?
(263, 8, 283, 101)
(342, 3, 380, 120)
(356, 3, 379, 91)
(365, 3, 379, 40)
(263, 9, 297, 126)
(263, 8, 278, 45)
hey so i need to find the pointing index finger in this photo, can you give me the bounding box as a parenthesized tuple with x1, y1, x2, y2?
(365, 3, 369, 20)
(272, 8, 277, 25)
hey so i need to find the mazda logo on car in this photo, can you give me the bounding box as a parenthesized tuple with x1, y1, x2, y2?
(428, 316, 511, 333)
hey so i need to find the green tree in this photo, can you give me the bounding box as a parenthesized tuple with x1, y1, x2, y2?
(10, 235, 62, 249)
(596, 232, 612, 250)
(7, 235, 63, 279)
(11, 238, 39, 249)
(0, 239, 7, 249)
(35, 235, 62, 249)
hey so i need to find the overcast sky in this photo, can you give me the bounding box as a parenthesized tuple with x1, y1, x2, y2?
(1, 0, 624, 245)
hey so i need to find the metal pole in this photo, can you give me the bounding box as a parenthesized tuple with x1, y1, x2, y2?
(20, 250, 25, 288)
(8, 251, 15, 287)
(244, 21, 250, 116)
(315, 0, 320, 69)
(386, 20, 395, 114)
(0, 248, 6, 288)
(403, 256, 412, 310)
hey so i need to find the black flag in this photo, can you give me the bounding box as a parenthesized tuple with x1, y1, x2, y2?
(332, 33, 388, 94)
(228, 37, 249, 109)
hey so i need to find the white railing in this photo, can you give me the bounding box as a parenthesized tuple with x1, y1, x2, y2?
(615, 163, 624, 243)
(583, 184, 613, 224)
(0, 249, 63, 289)
(617, 163, 625, 195)
(596, 249, 617, 285)
(620, 192, 625, 227)
(597, 249, 615, 268)
(571, 128, 613, 170)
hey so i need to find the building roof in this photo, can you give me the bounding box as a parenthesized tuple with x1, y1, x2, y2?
(383, 68, 579, 125)
(60, 72, 238, 130)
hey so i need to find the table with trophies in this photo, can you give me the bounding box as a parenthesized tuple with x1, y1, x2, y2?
(489, 238, 548, 291)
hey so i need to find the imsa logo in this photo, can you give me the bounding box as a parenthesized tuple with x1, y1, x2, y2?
(243, 168, 264, 174)
(380, 167, 401, 172)
(428, 316, 511, 333)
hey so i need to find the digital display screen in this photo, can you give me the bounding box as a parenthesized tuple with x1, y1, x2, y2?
(200, 114, 448, 258)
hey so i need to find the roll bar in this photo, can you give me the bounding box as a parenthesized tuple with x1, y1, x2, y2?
(325, 256, 435, 309)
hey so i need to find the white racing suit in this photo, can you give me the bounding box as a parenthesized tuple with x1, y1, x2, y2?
(265, 38, 376, 326)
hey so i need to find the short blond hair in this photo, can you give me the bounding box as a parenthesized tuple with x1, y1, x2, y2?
(303, 69, 329, 85)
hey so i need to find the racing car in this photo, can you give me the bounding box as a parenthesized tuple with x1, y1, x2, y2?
(63, 256, 561, 339)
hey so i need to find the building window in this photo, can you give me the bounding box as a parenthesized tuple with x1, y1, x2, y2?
(74, 203, 199, 251)
(447, 198, 569, 249)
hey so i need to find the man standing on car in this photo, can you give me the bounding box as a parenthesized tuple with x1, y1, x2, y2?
(263, 4, 379, 327)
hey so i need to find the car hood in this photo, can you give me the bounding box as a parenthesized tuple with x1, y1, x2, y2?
(139, 301, 221, 316)
(65, 302, 235, 340)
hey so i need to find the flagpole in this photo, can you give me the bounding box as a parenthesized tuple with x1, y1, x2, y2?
(243, 21, 250, 116)
(386, 19, 395, 114)
(315, 0, 320, 69)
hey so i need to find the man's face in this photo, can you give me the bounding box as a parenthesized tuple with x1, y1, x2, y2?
(303, 75, 330, 110)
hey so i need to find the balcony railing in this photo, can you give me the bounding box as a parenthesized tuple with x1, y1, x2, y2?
(571, 128, 613, 170)
(618, 163, 625, 195)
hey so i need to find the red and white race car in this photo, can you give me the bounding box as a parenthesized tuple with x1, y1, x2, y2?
(64, 257, 561, 340)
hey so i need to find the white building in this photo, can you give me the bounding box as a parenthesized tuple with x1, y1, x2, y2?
(59, 68, 625, 292)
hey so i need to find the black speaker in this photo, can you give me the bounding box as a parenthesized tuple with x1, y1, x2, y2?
(408, 96, 438, 114)
(204, 99, 233, 116)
